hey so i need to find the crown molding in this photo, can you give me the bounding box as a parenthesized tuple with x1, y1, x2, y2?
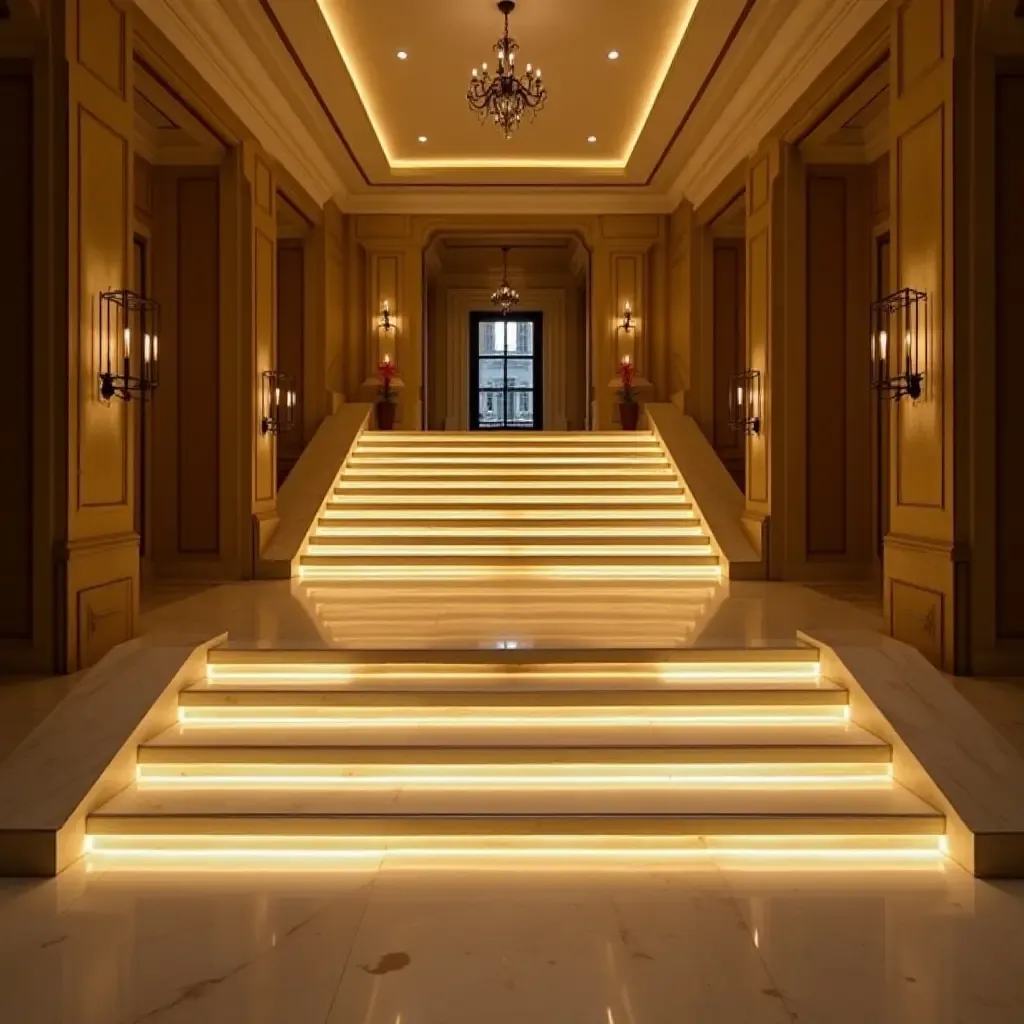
(135, 0, 343, 206)
(339, 188, 675, 217)
(670, 0, 886, 208)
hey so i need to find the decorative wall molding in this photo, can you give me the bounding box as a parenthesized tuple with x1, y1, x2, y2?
(671, 0, 886, 208)
(134, 0, 341, 206)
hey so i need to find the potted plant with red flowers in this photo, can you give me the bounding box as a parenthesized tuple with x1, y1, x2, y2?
(377, 355, 397, 430)
(617, 356, 640, 431)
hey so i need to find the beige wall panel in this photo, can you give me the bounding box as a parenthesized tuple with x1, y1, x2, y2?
(77, 575, 132, 668)
(896, 0, 944, 97)
(750, 158, 770, 213)
(0, 70, 33, 640)
(711, 241, 744, 481)
(176, 176, 220, 555)
(894, 107, 945, 511)
(995, 73, 1024, 639)
(133, 153, 152, 222)
(889, 576, 943, 666)
(75, 0, 125, 99)
(806, 175, 848, 556)
(76, 109, 128, 513)
(602, 215, 660, 240)
(747, 228, 769, 505)
(254, 228, 275, 503)
(253, 157, 273, 215)
(870, 154, 890, 225)
(356, 216, 412, 241)
(277, 242, 305, 467)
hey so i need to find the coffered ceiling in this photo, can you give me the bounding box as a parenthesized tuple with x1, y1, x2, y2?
(136, 0, 889, 212)
(264, 0, 748, 188)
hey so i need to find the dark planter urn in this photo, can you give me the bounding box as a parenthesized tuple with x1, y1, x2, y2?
(376, 401, 396, 430)
(620, 401, 640, 431)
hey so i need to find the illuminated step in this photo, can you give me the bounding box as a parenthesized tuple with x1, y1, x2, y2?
(313, 519, 705, 538)
(180, 677, 846, 707)
(350, 449, 666, 460)
(334, 480, 683, 493)
(304, 538, 714, 556)
(358, 434, 661, 442)
(204, 647, 821, 682)
(297, 557, 720, 580)
(322, 501, 695, 516)
(140, 723, 881, 762)
(86, 832, 946, 868)
(86, 785, 944, 837)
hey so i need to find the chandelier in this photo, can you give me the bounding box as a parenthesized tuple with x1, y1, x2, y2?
(467, 1, 547, 139)
(491, 247, 520, 317)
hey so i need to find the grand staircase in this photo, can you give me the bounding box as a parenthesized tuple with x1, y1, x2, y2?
(299, 431, 720, 580)
(84, 431, 945, 867)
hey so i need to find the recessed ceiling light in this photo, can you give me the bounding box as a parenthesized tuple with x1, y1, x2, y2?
(397, 50, 408, 60)
(587, 135, 597, 143)
(417, 135, 428, 143)
(608, 50, 620, 60)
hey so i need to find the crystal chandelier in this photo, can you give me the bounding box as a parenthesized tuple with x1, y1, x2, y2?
(467, 1, 547, 139)
(491, 247, 520, 317)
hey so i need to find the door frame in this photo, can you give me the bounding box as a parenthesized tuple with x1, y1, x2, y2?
(468, 311, 544, 430)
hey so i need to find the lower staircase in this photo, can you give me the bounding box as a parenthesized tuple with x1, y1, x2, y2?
(86, 645, 944, 865)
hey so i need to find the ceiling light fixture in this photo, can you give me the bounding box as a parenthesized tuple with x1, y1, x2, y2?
(396, 50, 408, 60)
(608, 50, 620, 60)
(587, 135, 597, 143)
(468, 1, 547, 139)
(417, 135, 428, 143)
(491, 246, 520, 317)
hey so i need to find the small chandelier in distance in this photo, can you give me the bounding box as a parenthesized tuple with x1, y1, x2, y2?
(467, 0, 547, 139)
(491, 247, 520, 317)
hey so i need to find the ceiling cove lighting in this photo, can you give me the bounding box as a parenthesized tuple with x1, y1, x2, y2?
(491, 246, 520, 316)
(467, 0, 547, 139)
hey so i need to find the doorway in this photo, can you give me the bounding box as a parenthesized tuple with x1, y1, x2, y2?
(469, 312, 544, 430)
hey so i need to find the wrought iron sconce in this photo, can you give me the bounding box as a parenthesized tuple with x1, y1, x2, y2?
(870, 288, 925, 401)
(98, 289, 160, 402)
(260, 370, 297, 435)
(378, 300, 394, 334)
(620, 301, 633, 333)
(729, 369, 761, 436)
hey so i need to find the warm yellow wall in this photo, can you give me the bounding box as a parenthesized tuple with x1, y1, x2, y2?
(341, 215, 669, 431)
(883, 0, 957, 668)
(426, 276, 587, 431)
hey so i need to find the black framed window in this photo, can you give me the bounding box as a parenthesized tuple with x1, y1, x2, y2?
(469, 312, 543, 430)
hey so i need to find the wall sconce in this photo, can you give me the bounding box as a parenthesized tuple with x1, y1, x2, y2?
(620, 301, 633, 333)
(378, 300, 394, 334)
(98, 289, 160, 402)
(260, 369, 297, 435)
(870, 288, 925, 401)
(729, 369, 761, 435)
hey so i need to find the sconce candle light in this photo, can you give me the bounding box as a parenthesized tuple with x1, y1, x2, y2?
(98, 289, 160, 401)
(620, 301, 633, 333)
(729, 369, 761, 436)
(378, 300, 394, 334)
(260, 370, 297, 435)
(870, 287, 925, 401)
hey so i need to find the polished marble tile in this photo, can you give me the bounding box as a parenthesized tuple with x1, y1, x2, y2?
(1, 861, 1023, 1023)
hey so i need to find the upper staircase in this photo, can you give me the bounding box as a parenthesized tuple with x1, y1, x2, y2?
(300, 431, 720, 580)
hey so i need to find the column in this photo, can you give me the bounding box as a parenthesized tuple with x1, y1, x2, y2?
(1, 0, 140, 671)
(883, 0, 960, 669)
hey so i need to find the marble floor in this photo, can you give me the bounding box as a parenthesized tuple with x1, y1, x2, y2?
(2, 854, 1024, 1023)
(4, 579, 1024, 1021)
